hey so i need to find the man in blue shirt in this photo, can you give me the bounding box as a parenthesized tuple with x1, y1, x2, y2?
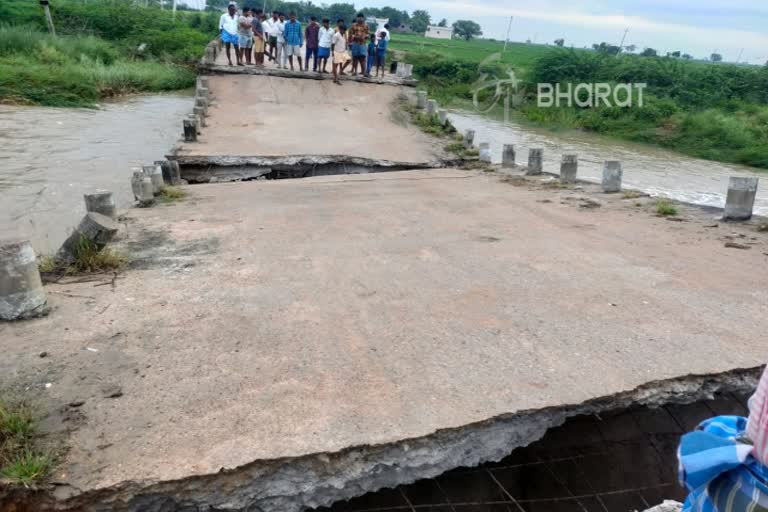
(282, 11, 303, 71)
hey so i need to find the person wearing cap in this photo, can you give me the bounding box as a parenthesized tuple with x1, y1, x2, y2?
(219, 3, 240, 66)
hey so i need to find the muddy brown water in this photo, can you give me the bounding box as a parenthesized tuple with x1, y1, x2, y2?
(2, 97, 765, 254)
(449, 111, 767, 216)
(0, 94, 192, 253)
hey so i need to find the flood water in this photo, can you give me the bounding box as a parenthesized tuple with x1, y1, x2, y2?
(0, 94, 192, 253)
(449, 111, 767, 216)
(2, 97, 765, 255)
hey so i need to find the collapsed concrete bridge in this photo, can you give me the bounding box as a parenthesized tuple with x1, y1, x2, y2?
(2, 53, 768, 512)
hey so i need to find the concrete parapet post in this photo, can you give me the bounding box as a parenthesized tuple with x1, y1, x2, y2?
(197, 76, 210, 90)
(157, 160, 182, 186)
(56, 213, 120, 264)
(463, 129, 475, 148)
(602, 161, 623, 193)
(438, 110, 448, 126)
(416, 91, 427, 109)
(84, 191, 116, 219)
(131, 171, 144, 200)
(194, 97, 208, 115)
(395, 63, 413, 78)
(502, 145, 515, 168)
(204, 45, 216, 65)
(183, 119, 198, 142)
(526, 148, 543, 175)
(426, 99, 438, 116)
(192, 106, 206, 124)
(143, 165, 164, 194)
(169, 161, 182, 185)
(0, 239, 47, 321)
(478, 143, 491, 163)
(724, 177, 759, 221)
(196, 87, 209, 100)
(140, 177, 155, 206)
(560, 154, 578, 184)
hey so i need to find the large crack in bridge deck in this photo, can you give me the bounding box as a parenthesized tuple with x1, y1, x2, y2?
(3, 170, 768, 510)
(169, 75, 450, 183)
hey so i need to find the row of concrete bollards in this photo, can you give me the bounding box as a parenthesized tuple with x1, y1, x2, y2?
(184, 76, 210, 143)
(465, 132, 761, 221)
(0, 192, 120, 321)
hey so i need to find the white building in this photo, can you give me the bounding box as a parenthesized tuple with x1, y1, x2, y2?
(424, 25, 453, 39)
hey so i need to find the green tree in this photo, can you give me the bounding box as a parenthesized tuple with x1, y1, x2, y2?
(410, 9, 430, 33)
(437, 18, 447, 27)
(711, 53, 723, 62)
(362, 6, 409, 28)
(592, 42, 620, 55)
(452, 19, 482, 41)
(640, 47, 658, 57)
(554, 38, 564, 47)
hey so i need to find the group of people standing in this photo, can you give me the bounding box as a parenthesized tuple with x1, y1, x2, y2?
(219, 3, 391, 84)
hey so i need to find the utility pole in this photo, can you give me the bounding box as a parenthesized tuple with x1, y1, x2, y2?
(39, 0, 56, 36)
(502, 16, 513, 52)
(172, 0, 177, 19)
(736, 48, 744, 63)
(617, 27, 629, 56)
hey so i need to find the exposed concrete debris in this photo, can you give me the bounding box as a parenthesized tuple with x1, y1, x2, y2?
(5, 368, 759, 512)
(642, 501, 683, 512)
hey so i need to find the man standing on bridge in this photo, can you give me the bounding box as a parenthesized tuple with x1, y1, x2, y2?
(348, 12, 369, 76)
(283, 12, 303, 72)
(219, 2, 240, 66)
(304, 16, 320, 72)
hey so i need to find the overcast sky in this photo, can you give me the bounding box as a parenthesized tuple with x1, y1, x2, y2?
(185, 0, 768, 63)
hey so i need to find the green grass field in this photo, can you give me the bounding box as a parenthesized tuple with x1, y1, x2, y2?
(390, 33, 550, 75)
(0, 0, 216, 107)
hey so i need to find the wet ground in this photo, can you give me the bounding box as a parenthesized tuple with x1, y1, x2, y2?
(448, 112, 767, 215)
(0, 94, 192, 253)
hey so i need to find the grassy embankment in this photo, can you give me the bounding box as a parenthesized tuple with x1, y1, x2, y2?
(0, 0, 220, 107)
(390, 33, 768, 170)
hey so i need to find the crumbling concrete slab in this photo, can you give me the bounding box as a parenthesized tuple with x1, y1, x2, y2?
(170, 75, 445, 173)
(2, 170, 768, 510)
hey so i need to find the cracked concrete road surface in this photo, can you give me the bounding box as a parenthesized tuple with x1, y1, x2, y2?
(3, 169, 768, 510)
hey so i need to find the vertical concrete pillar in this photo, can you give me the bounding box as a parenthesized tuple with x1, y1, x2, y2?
(463, 129, 475, 148)
(196, 87, 209, 100)
(502, 145, 515, 168)
(197, 76, 210, 90)
(416, 91, 427, 109)
(192, 107, 207, 126)
(602, 161, 623, 193)
(169, 161, 182, 185)
(183, 119, 197, 142)
(724, 177, 759, 220)
(426, 99, 438, 116)
(560, 155, 578, 184)
(157, 160, 182, 186)
(0, 240, 47, 321)
(194, 97, 208, 115)
(139, 177, 155, 207)
(204, 45, 216, 65)
(478, 143, 491, 163)
(438, 110, 448, 126)
(84, 191, 116, 219)
(131, 171, 145, 200)
(526, 148, 543, 176)
(143, 165, 164, 194)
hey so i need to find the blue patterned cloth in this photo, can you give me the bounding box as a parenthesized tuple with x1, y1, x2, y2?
(679, 415, 768, 511)
(283, 20, 303, 46)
